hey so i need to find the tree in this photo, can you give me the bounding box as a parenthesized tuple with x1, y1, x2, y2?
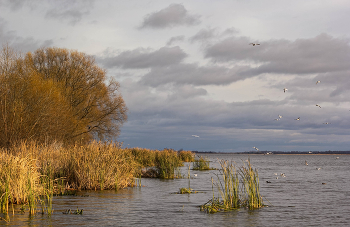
(0, 46, 127, 148)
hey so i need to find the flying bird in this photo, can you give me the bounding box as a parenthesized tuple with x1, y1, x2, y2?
(295, 117, 300, 121)
(316, 104, 321, 108)
(316, 81, 321, 85)
(249, 43, 260, 46)
(192, 135, 199, 138)
(253, 146, 259, 151)
(283, 88, 288, 93)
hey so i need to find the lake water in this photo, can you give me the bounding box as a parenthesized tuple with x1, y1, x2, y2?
(1, 154, 349, 226)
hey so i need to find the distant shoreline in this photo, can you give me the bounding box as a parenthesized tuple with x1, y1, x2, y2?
(193, 151, 350, 155)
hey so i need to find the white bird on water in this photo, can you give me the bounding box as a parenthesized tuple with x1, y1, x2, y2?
(283, 88, 288, 93)
(295, 117, 300, 121)
(316, 104, 321, 108)
(192, 135, 199, 138)
(249, 43, 260, 46)
(316, 80, 321, 85)
(323, 122, 330, 125)
(278, 115, 283, 119)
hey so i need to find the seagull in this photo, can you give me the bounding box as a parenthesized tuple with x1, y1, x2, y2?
(193, 174, 197, 177)
(249, 43, 260, 46)
(316, 104, 321, 108)
(305, 160, 308, 166)
(278, 115, 283, 119)
(283, 88, 288, 93)
(316, 168, 321, 170)
(253, 146, 259, 151)
(192, 135, 199, 138)
(316, 80, 321, 85)
(323, 122, 330, 125)
(274, 118, 280, 121)
(295, 117, 300, 121)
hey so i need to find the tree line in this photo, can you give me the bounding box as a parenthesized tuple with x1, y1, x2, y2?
(0, 45, 127, 148)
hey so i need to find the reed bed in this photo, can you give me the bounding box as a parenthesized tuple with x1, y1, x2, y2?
(155, 149, 183, 179)
(0, 152, 41, 214)
(130, 148, 193, 179)
(192, 156, 213, 171)
(200, 159, 264, 213)
(178, 150, 195, 162)
(0, 141, 195, 216)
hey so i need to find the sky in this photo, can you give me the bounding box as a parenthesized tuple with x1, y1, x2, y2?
(1, 0, 350, 152)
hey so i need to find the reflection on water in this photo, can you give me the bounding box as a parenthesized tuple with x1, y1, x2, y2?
(1, 154, 350, 226)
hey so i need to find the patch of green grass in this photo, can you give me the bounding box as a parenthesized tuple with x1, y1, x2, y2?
(178, 187, 197, 194)
(192, 156, 215, 171)
(200, 159, 265, 213)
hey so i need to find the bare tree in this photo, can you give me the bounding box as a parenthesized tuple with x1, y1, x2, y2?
(0, 46, 127, 147)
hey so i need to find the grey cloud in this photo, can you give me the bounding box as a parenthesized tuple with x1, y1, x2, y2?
(166, 35, 185, 46)
(140, 63, 251, 87)
(45, 0, 95, 25)
(221, 27, 238, 36)
(140, 4, 200, 29)
(0, 18, 53, 52)
(0, 0, 26, 10)
(206, 34, 350, 75)
(167, 84, 207, 100)
(120, 78, 350, 151)
(189, 28, 217, 43)
(99, 46, 187, 69)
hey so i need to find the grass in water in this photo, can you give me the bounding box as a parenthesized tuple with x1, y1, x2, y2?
(177, 164, 197, 194)
(192, 156, 215, 171)
(200, 159, 265, 213)
(0, 141, 194, 217)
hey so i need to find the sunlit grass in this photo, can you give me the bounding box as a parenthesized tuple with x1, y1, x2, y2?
(192, 156, 215, 171)
(0, 141, 195, 216)
(200, 159, 265, 213)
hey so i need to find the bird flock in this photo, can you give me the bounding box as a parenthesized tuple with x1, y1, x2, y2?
(280, 80, 325, 123)
(248, 42, 338, 152)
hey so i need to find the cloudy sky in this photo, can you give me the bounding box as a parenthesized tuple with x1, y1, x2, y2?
(1, 0, 350, 152)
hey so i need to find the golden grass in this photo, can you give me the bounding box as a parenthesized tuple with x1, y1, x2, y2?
(0, 141, 195, 214)
(200, 159, 264, 213)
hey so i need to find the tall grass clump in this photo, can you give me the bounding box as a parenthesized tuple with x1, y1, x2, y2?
(155, 149, 183, 179)
(130, 147, 157, 167)
(239, 159, 263, 209)
(0, 151, 41, 214)
(178, 150, 195, 162)
(200, 159, 264, 213)
(193, 156, 213, 171)
(0, 141, 145, 217)
(50, 141, 140, 190)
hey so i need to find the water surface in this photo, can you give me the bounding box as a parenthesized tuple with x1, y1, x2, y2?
(1, 154, 349, 226)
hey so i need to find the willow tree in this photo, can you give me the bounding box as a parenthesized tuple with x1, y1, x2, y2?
(0, 46, 127, 147)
